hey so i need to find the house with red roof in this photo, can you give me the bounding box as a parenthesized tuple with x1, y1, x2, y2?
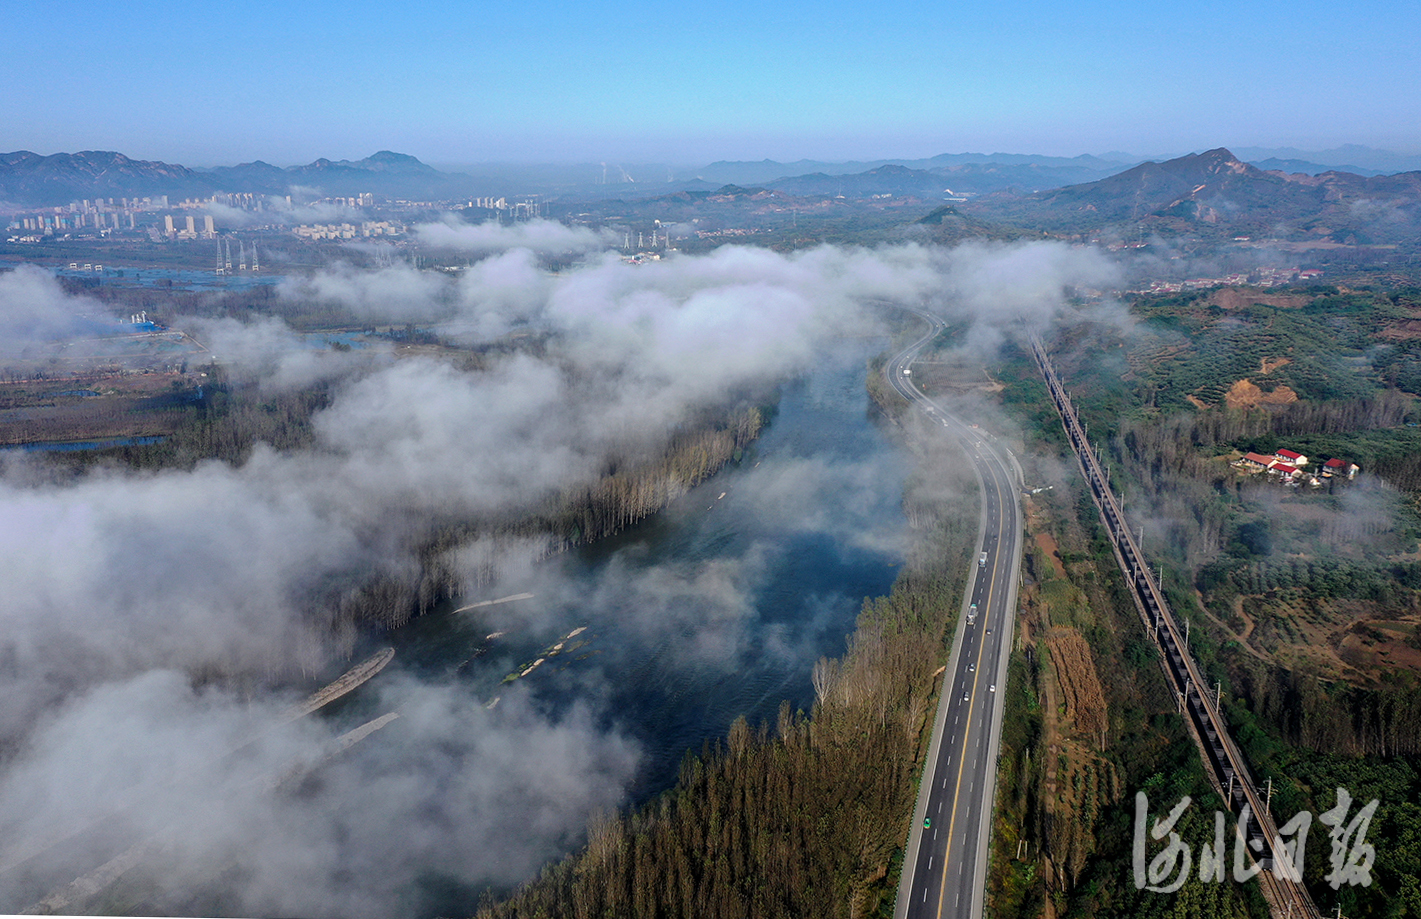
(1267, 460, 1302, 478)
(1274, 448, 1307, 467)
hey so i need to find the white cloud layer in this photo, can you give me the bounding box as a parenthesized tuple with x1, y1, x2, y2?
(0, 264, 121, 355)
(0, 237, 1113, 914)
(415, 217, 617, 256)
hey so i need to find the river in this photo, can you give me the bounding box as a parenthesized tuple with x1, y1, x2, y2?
(323, 336, 909, 912)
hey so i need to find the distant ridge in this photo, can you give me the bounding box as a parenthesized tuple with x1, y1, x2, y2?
(1019, 148, 1309, 222)
(1230, 144, 1421, 175)
(0, 150, 213, 204)
(963, 147, 1421, 242)
(759, 159, 1136, 198)
(0, 150, 478, 205)
(1252, 157, 1378, 177)
(7, 144, 1421, 223)
(693, 152, 1138, 189)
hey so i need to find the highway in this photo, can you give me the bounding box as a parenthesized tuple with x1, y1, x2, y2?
(886, 308, 1025, 919)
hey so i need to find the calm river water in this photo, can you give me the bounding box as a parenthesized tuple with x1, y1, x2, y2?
(329, 337, 908, 910)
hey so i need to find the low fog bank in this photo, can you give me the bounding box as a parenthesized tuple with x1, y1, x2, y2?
(0, 264, 142, 356)
(0, 231, 1115, 915)
(0, 672, 639, 916)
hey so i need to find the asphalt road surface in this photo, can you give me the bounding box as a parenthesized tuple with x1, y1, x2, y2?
(887, 309, 1024, 919)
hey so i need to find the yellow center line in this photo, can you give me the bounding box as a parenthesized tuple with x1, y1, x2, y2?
(897, 329, 1012, 918)
(934, 457, 1007, 919)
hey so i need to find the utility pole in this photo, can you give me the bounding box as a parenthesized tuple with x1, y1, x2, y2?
(1215, 680, 1222, 711)
(1266, 776, 1273, 815)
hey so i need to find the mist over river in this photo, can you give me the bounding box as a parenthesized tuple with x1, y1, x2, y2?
(329, 336, 907, 910)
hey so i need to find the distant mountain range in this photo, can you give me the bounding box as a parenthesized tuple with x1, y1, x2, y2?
(960, 147, 1421, 242)
(5, 146, 1421, 246)
(686, 152, 1136, 188)
(0, 150, 483, 206)
(5, 148, 1133, 207)
(199, 151, 464, 198)
(756, 160, 1129, 197)
(0, 150, 216, 205)
(1230, 145, 1421, 176)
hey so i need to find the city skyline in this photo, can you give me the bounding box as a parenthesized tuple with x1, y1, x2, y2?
(3, 0, 1418, 167)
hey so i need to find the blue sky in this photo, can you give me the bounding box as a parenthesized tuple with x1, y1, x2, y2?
(3, 0, 1417, 166)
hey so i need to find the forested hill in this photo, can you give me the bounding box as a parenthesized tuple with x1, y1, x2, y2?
(963, 147, 1421, 242)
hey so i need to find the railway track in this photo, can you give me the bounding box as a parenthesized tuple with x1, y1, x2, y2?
(1028, 334, 1320, 919)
